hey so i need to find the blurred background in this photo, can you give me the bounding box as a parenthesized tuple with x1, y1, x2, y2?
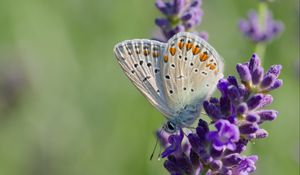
(0, 0, 299, 174)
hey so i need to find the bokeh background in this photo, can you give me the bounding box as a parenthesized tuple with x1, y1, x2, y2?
(0, 0, 299, 174)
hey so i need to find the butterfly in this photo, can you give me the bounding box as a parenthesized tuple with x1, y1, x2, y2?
(114, 32, 224, 133)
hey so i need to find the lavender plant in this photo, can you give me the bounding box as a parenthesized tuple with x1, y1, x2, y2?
(155, 0, 208, 41)
(152, 0, 284, 175)
(239, 9, 283, 43)
(238, 1, 284, 59)
(157, 54, 282, 175)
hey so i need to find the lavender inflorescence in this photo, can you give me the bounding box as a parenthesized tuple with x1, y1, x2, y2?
(152, 0, 284, 174)
(155, 0, 208, 42)
(157, 54, 282, 175)
(238, 9, 284, 43)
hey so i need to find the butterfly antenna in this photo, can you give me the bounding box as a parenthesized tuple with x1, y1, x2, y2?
(149, 137, 158, 160)
(150, 128, 163, 161)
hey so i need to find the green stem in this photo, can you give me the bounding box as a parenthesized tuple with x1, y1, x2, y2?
(258, 2, 268, 29)
(254, 2, 268, 64)
(254, 42, 266, 62)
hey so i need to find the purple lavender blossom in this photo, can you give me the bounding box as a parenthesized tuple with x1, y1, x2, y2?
(231, 155, 258, 175)
(239, 10, 284, 43)
(155, 0, 208, 42)
(207, 120, 240, 151)
(157, 54, 282, 175)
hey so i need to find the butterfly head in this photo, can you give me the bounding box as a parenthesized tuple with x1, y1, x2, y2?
(163, 105, 200, 133)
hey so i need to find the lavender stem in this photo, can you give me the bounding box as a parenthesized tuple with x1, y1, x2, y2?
(254, 2, 268, 63)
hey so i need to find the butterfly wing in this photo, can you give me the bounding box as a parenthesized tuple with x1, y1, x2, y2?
(114, 39, 175, 117)
(160, 32, 224, 113)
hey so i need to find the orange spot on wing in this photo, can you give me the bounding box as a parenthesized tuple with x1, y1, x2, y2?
(144, 50, 150, 56)
(164, 55, 168, 62)
(178, 42, 184, 49)
(200, 52, 208, 61)
(186, 43, 193, 50)
(206, 63, 216, 70)
(192, 46, 201, 55)
(169, 47, 176, 56)
(152, 51, 159, 57)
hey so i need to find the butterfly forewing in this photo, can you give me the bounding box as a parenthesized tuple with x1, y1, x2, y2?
(161, 32, 224, 113)
(114, 39, 174, 117)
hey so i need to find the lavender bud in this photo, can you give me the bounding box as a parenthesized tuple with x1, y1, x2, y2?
(255, 129, 269, 139)
(188, 134, 202, 150)
(252, 67, 264, 85)
(249, 54, 261, 72)
(246, 113, 260, 122)
(217, 79, 229, 96)
(260, 74, 276, 89)
(247, 94, 264, 110)
(257, 110, 278, 121)
(239, 123, 259, 134)
(155, 18, 169, 27)
(155, 0, 168, 15)
(228, 115, 238, 124)
(227, 76, 239, 87)
(196, 119, 209, 140)
(267, 65, 282, 77)
(181, 13, 193, 21)
(227, 85, 240, 101)
(236, 63, 252, 82)
(259, 94, 273, 108)
(222, 154, 243, 167)
(267, 79, 283, 91)
(173, 0, 184, 14)
(203, 101, 223, 120)
(237, 103, 248, 114)
(191, 0, 200, 7)
(210, 97, 219, 104)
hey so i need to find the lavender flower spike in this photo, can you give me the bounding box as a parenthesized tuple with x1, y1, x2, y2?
(157, 54, 282, 175)
(154, 0, 207, 42)
(239, 10, 284, 43)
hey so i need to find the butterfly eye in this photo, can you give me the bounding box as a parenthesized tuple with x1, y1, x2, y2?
(167, 121, 175, 131)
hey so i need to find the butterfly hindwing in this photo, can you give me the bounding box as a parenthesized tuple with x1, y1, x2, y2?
(161, 32, 224, 113)
(114, 39, 174, 117)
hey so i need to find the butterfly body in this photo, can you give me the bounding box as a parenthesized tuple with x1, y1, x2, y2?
(114, 32, 224, 133)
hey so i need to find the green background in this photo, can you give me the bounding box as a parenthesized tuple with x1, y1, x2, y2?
(0, 0, 299, 174)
